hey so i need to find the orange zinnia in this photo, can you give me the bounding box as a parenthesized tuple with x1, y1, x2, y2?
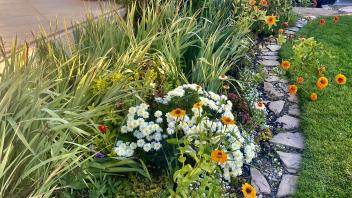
(265, 16, 277, 28)
(211, 149, 227, 164)
(319, 19, 326, 26)
(310, 93, 318, 102)
(278, 28, 284, 34)
(333, 16, 340, 24)
(316, 77, 329, 90)
(335, 74, 347, 85)
(281, 60, 291, 70)
(259, 0, 268, 6)
(221, 116, 236, 125)
(170, 108, 186, 118)
(288, 85, 298, 95)
(296, 76, 304, 84)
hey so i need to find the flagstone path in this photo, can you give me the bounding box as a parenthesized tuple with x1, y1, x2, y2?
(250, 18, 308, 197)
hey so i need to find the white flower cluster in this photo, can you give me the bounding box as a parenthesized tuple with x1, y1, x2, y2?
(113, 84, 257, 179)
(113, 103, 165, 157)
(155, 84, 203, 104)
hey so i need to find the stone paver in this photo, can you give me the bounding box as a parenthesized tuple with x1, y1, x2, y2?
(276, 115, 300, 130)
(271, 132, 304, 150)
(277, 174, 298, 197)
(288, 105, 300, 117)
(261, 51, 278, 56)
(269, 100, 285, 115)
(339, 6, 352, 12)
(277, 151, 302, 173)
(258, 59, 280, 67)
(0, 0, 121, 54)
(250, 167, 271, 195)
(288, 94, 299, 103)
(258, 55, 279, 60)
(293, 7, 339, 16)
(266, 44, 281, 52)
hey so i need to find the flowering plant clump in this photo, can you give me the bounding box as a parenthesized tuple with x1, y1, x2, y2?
(277, 37, 348, 101)
(113, 84, 257, 180)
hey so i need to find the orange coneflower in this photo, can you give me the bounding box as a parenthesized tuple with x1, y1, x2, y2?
(241, 183, 256, 198)
(211, 149, 228, 164)
(296, 76, 304, 84)
(255, 101, 266, 110)
(259, 0, 268, 6)
(219, 74, 229, 81)
(335, 73, 347, 85)
(193, 101, 203, 109)
(281, 60, 291, 70)
(319, 19, 326, 26)
(333, 16, 340, 24)
(310, 93, 318, 102)
(288, 85, 298, 95)
(316, 76, 329, 90)
(266, 16, 277, 28)
(221, 116, 236, 125)
(170, 108, 186, 118)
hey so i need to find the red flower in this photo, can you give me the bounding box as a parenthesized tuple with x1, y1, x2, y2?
(282, 22, 289, 28)
(98, 125, 108, 134)
(333, 16, 340, 24)
(319, 19, 326, 26)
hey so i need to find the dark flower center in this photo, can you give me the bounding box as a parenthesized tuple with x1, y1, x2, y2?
(246, 188, 252, 193)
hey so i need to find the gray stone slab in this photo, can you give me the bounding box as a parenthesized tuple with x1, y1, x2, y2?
(258, 59, 280, 67)
(277, 151, 302, 173)
(286, 27, 300, 32)
(285, 30, 296, 35)
(251, 167, 271, 194)
(269, 100, 285, 115)
(258, 55, 279, 60)
(266, 44, 281, 52)
(339, 6, 352, 12)
(288, 95, 299, 103)
(288, 105, 300, 117)
(271, 132, 304, 150)
(277, 174, 298, 197)
(277, 115, 300, 130)
(260, 51, 278, 56)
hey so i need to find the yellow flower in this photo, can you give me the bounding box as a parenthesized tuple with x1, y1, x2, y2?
(288, 85, 298, 95)
(242, 183, 256, 198)
(316, 77, 329, 90)
(281, 60, 291, 70)
(211, 149, 227, 164)
(193, 101, 203, 109)
(310, 93, 318, 102)
(221, 116, 236, 125)
(266, 16, 277, 28)
(335, 74, 347, 85)
(170, 108, 186, 118)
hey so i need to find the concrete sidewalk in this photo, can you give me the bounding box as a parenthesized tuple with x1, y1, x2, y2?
(0, 0, 121, 53)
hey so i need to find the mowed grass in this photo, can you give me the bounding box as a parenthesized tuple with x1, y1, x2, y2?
(279, 16, 352, 197)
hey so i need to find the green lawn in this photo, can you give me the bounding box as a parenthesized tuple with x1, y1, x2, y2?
(280, 16, 352, 197)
